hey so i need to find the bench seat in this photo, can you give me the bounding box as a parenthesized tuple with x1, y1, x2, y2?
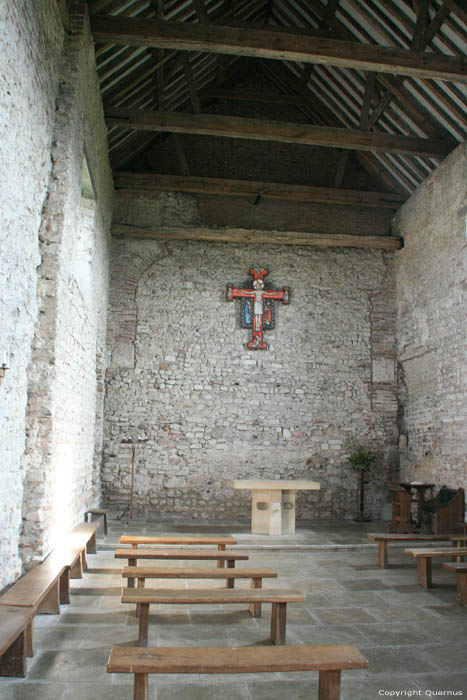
(0, 564, 63, 615)
(120, 536, 237, 568)
(123, 565, 278, 617)
(367, 533, 457, 568)
(107, 644, 369, 700)
(405, 547, 467, 588)
(115, 548, 249, 586)
(442, 562, 467, 606)
(122, 586, 306, 646)
(0, 606, 36, 677)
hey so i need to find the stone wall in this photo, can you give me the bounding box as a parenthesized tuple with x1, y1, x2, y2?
(0, 1, 113, 582)
(394, 143, 467, 498)
(19, 3, 113, 567)
(0, 0, 64, 588)
(104, 193, 399, 521)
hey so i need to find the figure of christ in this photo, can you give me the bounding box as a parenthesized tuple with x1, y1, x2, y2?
(226, 268, 290, 350)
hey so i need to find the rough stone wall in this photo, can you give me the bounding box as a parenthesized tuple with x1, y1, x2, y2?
(393, 143, 467, 498)
(0, 0, 64, 588)
(104, 193, 399, 521)
(17, 3, 113, 568)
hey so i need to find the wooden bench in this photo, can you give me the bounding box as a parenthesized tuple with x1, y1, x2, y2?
(442, 562, 467, 606)
(85, 508, 108, 535)
(120, 535, 238, 569)
(115, 548, 249, 587)
(0, 606, 36, 677)
(405, 547, 467, 588)
(122, 565, 278, 616)
(122, 587, 305, 646)
(367, 533, 458, 568)
(107, 644, 369, 700)
(0, 521, 100, 617)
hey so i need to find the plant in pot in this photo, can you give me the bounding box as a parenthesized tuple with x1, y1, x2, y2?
(348, 448, 376, 522)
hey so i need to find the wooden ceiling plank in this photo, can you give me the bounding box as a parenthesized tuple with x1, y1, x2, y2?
(260, 61, 412, 194)
(182, 55, 202, 112)
(104, 108, 453, 157)
(111, 223, 403, 249)
(192, 0, 209, 24)
(113, 172, 407, 207)
(89, 17, 467, 82)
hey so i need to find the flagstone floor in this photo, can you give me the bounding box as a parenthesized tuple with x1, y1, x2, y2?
(1, 517, 466, 700)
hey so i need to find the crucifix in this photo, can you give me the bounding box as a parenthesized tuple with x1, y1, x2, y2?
(226, 268, 290, 350)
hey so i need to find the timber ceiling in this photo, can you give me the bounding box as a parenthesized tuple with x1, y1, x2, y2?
(86, 0, 467, 246)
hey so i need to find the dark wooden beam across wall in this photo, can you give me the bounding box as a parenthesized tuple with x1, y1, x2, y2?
(105, 109, 452, 158)
(113, 172, 406, 209)
(112, 223, 403, 250)
(90, 17, 467, 83)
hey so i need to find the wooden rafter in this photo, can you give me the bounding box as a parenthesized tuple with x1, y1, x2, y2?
(112, 223, 403, 249)
(89, 17, 467, 82)
(104, 108, 452, 157)
(113, 172, 406, 208)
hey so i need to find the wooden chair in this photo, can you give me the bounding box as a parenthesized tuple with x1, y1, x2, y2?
(421, 487, 465, 534)
(389, 488, 413, 533)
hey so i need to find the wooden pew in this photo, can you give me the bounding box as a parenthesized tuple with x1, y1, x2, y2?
(122, 565, 278, 616)
(122, 586, 306, 646)
(404, 547, 467, 588)
(107, 644, 369, 700)
(114, 548, 249, 587)
(442, 562, 467, 606)
(0, 606, 36, 677)
(120, 535, 238, 569)
(367, 533, 463, 568)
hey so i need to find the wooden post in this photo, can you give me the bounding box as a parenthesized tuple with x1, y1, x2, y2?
(249, 578, 262, 617)
(377, 541, 388, 569)
(128, 557, 137, 588)
(130, 444, 136, 519)
(417, 557, 432, 588)
(270, 602, 287, 645)
(138, 603, 150, 646)
(318, 669, 341, 700)
(133, 673, 148, 700)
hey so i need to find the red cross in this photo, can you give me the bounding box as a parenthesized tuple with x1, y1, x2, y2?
(226, 268, 290, 350)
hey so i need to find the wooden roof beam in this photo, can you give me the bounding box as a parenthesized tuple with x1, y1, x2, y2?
(104, 108, 453, 158)
(113, 172, 406, 208)
(111, 223, 403, 250)
(90, 17, 467, 83)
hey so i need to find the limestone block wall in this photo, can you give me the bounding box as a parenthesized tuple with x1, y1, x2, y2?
(0, 2, 113, 578)
(393, 143, 467, 498)
(104, 194, 399, 521)
(19, 5, 113, 567)
(0, 0, 64, 588)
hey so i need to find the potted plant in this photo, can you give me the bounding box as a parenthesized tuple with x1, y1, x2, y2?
(348, 448, 376, 522)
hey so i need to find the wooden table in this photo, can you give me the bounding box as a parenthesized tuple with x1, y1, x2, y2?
(232, 480, 320, 535)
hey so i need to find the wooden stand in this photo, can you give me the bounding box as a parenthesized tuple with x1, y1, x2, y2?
(389, 488, 413, 533)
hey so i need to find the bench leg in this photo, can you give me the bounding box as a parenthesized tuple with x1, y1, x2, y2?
(270, 602, 287, 645)
(456, 572, 467, 606)
(249, 577, 262, 618)
(103, 512, 108, 536)
(71, 553, 83, 579)
(86, 532, 97, 555)
(226, 577, 235, 589)
(318, 669, 341, 700)
(38, 581, 60, 614)
(128, 558, 137, 588)
(0, 630, 27, 677)
(138, 603, 149, 646)
(217, 544, 225, 568)
(59, 569, 71, 605)
(134, 673, 148, 700)
(416, 557, 432, 588)
(227, 560, 235, 569)
(377, 541, 388, 568)
(135, 578, 145, 618)
(25, 620, 34, 658)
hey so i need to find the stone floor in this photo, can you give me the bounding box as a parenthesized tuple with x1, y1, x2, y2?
(1, 517, 466, 699)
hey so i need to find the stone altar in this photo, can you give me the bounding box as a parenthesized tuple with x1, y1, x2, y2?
(232, 480, 321, 535)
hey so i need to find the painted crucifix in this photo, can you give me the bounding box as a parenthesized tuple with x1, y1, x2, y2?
(226, 268, 290, 350)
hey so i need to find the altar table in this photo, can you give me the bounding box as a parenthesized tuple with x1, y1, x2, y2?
(232, 480, 321, 536)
